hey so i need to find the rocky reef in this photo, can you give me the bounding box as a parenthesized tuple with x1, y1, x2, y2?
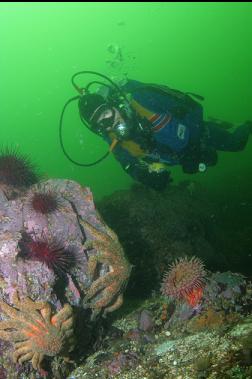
(0, 174, 131, 378)
(67, 270, 252, 379)
(97, 181, 252, 298)
(0, 152, 251, 378)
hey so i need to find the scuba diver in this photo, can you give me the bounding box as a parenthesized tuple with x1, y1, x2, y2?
(60, 71, 252, 191)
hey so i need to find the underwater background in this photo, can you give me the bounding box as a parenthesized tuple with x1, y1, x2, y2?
(0, 2, 251, 201)
(1, 4, 252, 378)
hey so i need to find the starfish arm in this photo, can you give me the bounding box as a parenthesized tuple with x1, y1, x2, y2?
(0, 320, 25, 330)
(40, 305, 52, 324)
(13, 346, 32, 362)
(51, 304, 73, 327)
(16, 352, 34, 365)
(0, 330, 17, 342)
(79, 219, 110, 244)
(22, 298, 50, 313)
(86, 254, 100, 280)
(104, 294, 124, 315)
(102, 223, 119, 241)
(14, 340, 31, 349)
(0, 330, 27, 342)
(0, 301, 21, 320)
(60, 317, 74, 333)
(90, 282, 121, 310)
(64, 329, 75, 339)
(84, 272, 115, 302)
(31, 352, 44, 370)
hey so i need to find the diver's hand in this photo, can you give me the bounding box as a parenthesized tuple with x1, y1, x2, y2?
(137, 169, 172, 191)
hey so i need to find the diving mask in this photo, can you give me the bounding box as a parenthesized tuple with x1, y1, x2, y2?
(91, 105, 132, 140)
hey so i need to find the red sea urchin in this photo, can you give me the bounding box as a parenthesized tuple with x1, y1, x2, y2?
(30, 190, 61, 214)
(161, 256, 206, 307)
(18, 232, 78, 276)
(0, 148, 39, 188)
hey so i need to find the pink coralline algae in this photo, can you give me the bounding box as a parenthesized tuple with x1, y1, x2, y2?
(0, 177, 131, 376)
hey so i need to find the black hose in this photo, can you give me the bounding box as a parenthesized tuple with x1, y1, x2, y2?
(71, 70, 129, 103)
(59, 96, 110, 167)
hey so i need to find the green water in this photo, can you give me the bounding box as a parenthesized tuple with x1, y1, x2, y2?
(1, 2, 251, 200)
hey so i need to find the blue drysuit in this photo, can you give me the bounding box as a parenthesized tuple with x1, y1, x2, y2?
(104, 79, 251, 189)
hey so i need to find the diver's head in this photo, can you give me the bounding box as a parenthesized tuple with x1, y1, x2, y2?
(79, 94, 105, 130)
(79, 93, 132, 139)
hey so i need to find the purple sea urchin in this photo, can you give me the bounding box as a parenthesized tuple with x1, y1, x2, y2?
(0, 148, 39, 188)
(161, 256, 206, 306)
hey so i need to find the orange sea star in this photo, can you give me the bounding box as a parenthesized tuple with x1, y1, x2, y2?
(0, 291, 75, 370)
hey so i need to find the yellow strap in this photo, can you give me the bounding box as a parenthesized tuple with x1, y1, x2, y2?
(109, 139, 119, 152)
(108, 132, 146, 158)
(120, 140, 146, 157)
(131, 99, 154, 119)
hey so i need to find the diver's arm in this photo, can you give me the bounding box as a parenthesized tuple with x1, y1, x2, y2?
(113, 145, 172, 191)
(127, 164, 172, 191)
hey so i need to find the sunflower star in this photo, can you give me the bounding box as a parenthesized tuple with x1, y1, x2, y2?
(81, 218, 132, 319)
(0, 291, 75, 370)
